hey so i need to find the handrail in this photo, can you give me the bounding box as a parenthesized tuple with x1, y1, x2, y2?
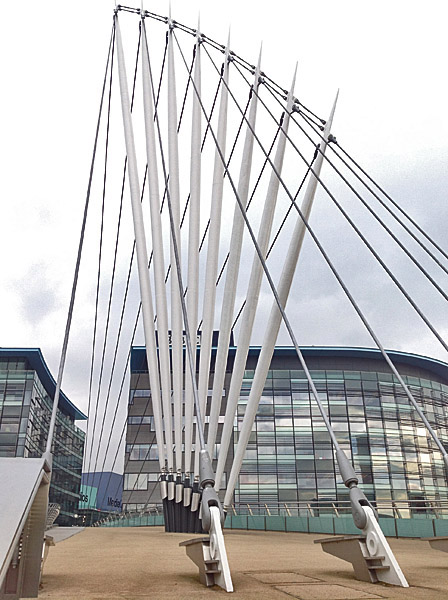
(96, 498, 448, 527)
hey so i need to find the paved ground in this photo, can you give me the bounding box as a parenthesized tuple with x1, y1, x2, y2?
(46, 527, 85, 544)
(39, 527, 448, 600)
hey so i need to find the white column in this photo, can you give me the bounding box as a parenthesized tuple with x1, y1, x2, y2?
(215, 67, 297, 490)
(207, 50, 262, 458)
(141, 19, 173, 473)
(184, 24, 202, 475)
(223, 94, 338, 506)
(115, 18, 165, 470)
(194, 36, 231, 475)
(167, 18, 183, 474)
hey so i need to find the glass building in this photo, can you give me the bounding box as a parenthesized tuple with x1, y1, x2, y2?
(0, 348, 86, 525)
(123, 345, 448, 514)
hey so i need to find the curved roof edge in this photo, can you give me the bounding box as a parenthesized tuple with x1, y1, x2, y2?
(250, 345, 448, 382)
(0, 348, 87, 420)
(131, 345, 448, 383)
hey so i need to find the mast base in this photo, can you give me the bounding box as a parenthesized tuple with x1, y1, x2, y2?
(315, 507, 408, 587)
(179, 506, 233, 592)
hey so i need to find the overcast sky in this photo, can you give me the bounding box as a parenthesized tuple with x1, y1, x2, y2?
(1, 1, 447, 471)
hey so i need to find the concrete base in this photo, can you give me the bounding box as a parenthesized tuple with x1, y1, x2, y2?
(179, 537, 222, 587)
(315, 535, 387, 583)
(424, 536, 448, 554)
(315, 506, 408, 587)
(180, 506, 233, 592)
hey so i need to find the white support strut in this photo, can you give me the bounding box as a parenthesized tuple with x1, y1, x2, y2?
(215, 67, 297, 491)
(115, 18, 166, 470)
(194, 35, 231, 475)
(361, 507, 408, 586)
(223, 94, 337, 506)
(184, 23, 202, 475)
(207, 50, 262, 457)
(168, 17, 183, 474)
(209, 506, 233, 592)
(141, 18, 173, 474)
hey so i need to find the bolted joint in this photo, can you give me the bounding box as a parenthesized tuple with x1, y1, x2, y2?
(349, 485, 377, 530)
(160, 472, 168, 499)
(327, 133, 337, 144)
(201, 485, 225, 532)
(167, 472, 175, 501)
(199, 449, 215, 488)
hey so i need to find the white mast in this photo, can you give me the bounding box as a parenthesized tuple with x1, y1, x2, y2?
(184, 20, 202, 476)
(194, 33, 231, 475)
(167, 14, 183, 475)
(115, 17, 166, 471)
(141, 17, 173, 476)
(224, 94, 338, 506)
(206, 49, 262, 456)
(215, 66, 297, 490)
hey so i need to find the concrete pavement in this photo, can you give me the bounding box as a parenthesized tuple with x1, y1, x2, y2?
(39, 526, 448, 599)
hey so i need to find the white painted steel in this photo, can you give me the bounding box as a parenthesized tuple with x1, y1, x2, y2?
(116, 19, 166, 470)
(141, 20, 173, 474)
(215, 68, 297, 491)
(362, 507, 408, 586)
(223, 96, 337, 505)
(184, 25, 202, 475)
(194, 36, 231, 475)
(207, 51, 262, 456)
(168, 479, 175, 501)
(209, 506, 233, 592)
(168, 19, 183, 473)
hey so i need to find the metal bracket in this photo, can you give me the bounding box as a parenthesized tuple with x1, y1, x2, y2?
(180, 506, 233, 592)
(317, 506, 408, 587)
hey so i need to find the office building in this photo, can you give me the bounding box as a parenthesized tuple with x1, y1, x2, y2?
(0, 348, 86, 525)
(123, 345, 448, 513)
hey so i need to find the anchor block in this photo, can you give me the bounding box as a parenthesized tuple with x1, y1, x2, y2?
(315, 506, 408, 587)
(180, 506, 233, 592)
(423, 536, 448, 555)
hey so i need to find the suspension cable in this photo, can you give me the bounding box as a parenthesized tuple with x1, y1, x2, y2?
(85, 28, 118, 486)
(46, 20, 115, 458)
(85, 23, 141, 485)
(283, 100, 448, 299)
(225, 56, 448, 354)
(198, 42, 448, 463)
(293, 111, 448, 276)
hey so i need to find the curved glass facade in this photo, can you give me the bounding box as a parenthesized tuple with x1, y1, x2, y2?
(124, 346, 448, 514)
(236, 350, 448, 511)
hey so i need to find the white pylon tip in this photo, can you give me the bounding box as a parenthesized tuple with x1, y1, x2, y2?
(196, 13, 201, 40)
(286, 62, 298, 101)
(223, 27, 231, 60)
(330, 89, 339, 120)
(256, 43, 263, 71)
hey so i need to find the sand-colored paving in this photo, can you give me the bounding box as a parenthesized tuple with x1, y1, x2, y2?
(39, 527, 448, 599)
